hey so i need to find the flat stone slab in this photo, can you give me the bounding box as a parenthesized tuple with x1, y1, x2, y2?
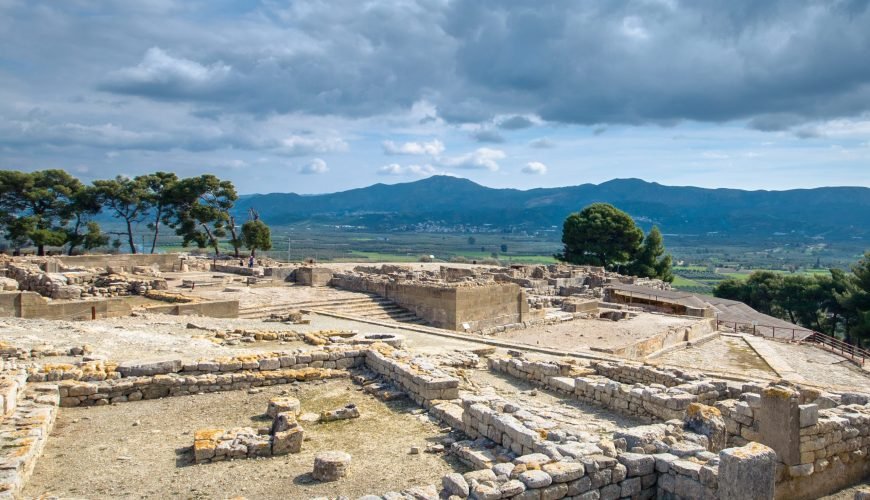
(117, 359, 182, 377)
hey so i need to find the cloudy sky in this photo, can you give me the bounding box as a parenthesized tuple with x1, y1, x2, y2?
(1, 0, 869, 194)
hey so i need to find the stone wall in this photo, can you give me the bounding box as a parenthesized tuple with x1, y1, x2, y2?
(295, 267, 334, 286)
(604, 318, 716, 359)
(332, 273, 527, 331)
(29, 344, 463, 409)
(4, 292, 133, 320)
(489, 357, 732, 422)
(0, 371, 58, 499)
(143, 299, 239, 318)
(427, 388, 774, 500)
(364, 346, 460, 405)
(30, 348, 365, 407)
(50, 253, 183, 272)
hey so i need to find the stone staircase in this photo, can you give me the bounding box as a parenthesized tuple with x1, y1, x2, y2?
(237, 293, 428, 326)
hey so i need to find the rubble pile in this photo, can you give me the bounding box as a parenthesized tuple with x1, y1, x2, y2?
(193, 398, 305, 464)
(1, 261, 168, 300)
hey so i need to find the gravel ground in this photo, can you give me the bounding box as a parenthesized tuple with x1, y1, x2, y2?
(495, 313, 700, 352)
(764, 340, 870, 390)
(0, 310, 479, 364)
(25, 379, 466, 499)
(654, 336, 777, 380)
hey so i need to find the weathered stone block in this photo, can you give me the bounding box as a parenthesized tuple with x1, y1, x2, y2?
(718, 442, 777, 500)
(117, 358, 182, 377)
(799, 404, 819, 428)
(617, 452, 655, 476)
(271, 428, 304, 455)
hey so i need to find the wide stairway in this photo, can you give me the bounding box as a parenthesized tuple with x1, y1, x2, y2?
(237, 292, 428, 326)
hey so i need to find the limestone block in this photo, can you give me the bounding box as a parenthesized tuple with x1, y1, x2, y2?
(541, 461, 584, 482)
(271, 412, 298, 433)
(271, 428, 304, 455)
(463, 468, 497, 483)
(499, 479, 526, 496)
(758, 386, 801, 465)
(470, 483, 500, 500)
(685, 403, 727, 451)
(320, 403, 360, 423)
(312, 451, 351, 482)
(620, 477, 641, 497)
(441, 473, 469, 498)
(117, 358, 182, 377)
(717, 442, 777, 500)
(266, 396, 300, 418)
(519, 470, 553, 489)
(539, 482, 568, 500)
(616, 452, 655, 477)
(800, 404, 819, 428)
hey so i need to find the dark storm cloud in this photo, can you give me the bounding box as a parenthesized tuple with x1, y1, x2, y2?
(3, 0, 870, 163)
(497, 116, 535, 130)
(90, 0, 870, 128)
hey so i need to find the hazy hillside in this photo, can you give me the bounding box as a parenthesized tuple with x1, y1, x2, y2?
(234, 176, 870, 240)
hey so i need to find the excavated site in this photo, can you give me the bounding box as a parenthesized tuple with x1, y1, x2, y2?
(1, 253, 869, 500)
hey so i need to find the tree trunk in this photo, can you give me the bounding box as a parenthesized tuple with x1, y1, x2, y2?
(37, 244, 45, 256)
(125, 219, 137, 254)
(251, 248, 256, 258)
(201, 223, 219, 256)
(228, 215, 240, 258)
(150, 210, 161, 254)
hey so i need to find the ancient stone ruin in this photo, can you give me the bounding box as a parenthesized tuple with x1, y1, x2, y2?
(0, 253, 867, 499)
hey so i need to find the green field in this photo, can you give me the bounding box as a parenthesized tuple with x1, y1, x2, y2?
(81, 221, 864, 283)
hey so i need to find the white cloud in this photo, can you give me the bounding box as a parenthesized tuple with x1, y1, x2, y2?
(105, 47, 231, 90)
(522, 161, 548, 175)
(382, 139, 445, 156)
(377, 163, 436, 176)
(298, 158, 328, 174)
(278, 135, 348, 156)
(621, 16, 649, 40)
(441, 148, 506, 171)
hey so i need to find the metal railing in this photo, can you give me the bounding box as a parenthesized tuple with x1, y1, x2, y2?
(715, 319, 813, 341)
(804, 331, 868, 367)
(716, 319, 867, 367)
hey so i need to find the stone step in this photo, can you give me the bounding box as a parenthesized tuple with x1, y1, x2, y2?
(238, 294, 427, 326)
(0, 383, 58, 498)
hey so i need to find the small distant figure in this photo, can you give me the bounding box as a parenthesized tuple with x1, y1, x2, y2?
(248, 255, 255, 268)
(239, 258, 244, 267)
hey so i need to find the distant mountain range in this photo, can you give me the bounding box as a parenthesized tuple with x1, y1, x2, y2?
(234, 176, 870, 240)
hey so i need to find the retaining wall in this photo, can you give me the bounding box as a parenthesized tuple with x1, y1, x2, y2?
(604, 318, 716, 359)
(332, 273, 528, 331)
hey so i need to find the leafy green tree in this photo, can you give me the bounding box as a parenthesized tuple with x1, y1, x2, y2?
(140, 172, 179, 254)
(171, 175, 238, 256)
(93, 176, 151, 254)
(837, 252, 870, 346)
(627, 226, 674, 282)
(556, 203, 643, 269)
(0, 169, 82, 255)
(739, 271, 783, 316)
(241, 220, 272, 257)
(713, 278, 749, 303)
(65, 185, 106, 255)
(777, 275, 825, 328)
